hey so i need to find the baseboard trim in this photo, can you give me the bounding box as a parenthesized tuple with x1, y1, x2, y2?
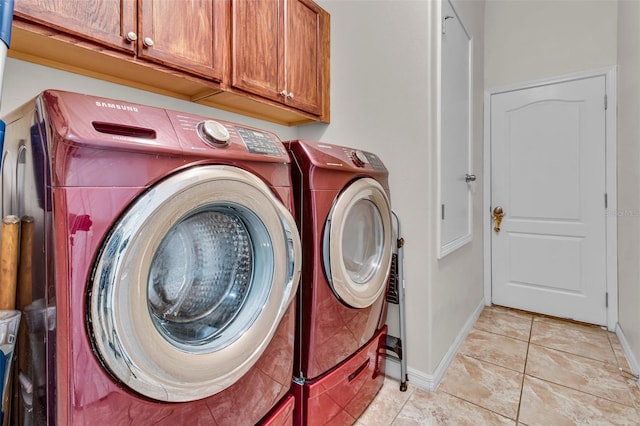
(384, 299, 485, 391)
(615, 323, 640, 386)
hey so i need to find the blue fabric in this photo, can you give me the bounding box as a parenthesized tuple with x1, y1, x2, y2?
(0, 349, 6, 424)
(0, 121, 5, 165)
(0, 0, 13, 48)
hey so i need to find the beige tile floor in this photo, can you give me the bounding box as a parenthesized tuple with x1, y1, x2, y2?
(357, 305, 640, 425)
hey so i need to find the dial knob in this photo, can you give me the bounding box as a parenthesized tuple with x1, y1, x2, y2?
(351, 150, 368, 167)
(198, 120, 231, 147)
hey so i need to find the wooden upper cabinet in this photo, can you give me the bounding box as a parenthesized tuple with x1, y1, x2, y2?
(138, 0, 227, 81)
(11, 0, 329, 124)
(14, 0, 137, 52)
(231, 0, 282, 102)
(14, 0, 227, 81)
(231, 0, 329, 118)
(284, 0, 327, 116)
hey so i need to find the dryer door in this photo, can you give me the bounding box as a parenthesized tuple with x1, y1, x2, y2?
(88, 165, 301, 402)
(323, 178, 392, 308)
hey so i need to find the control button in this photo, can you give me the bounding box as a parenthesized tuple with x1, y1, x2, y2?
(351, 150, 368, 167)
(197, 120, 231, 147)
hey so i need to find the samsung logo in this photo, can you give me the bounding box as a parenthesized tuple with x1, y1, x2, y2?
(95, 101, 139, 112)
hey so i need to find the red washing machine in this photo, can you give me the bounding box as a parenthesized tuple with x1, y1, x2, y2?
(285, 140, 392, 425)
(1, 90, 302, 425)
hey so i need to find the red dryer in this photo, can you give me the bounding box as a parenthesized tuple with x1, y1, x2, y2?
(286, 140, 393, 425)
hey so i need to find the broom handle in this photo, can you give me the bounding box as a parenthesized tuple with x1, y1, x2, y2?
(0, 215, 20, 426)
(0, 215, 19, 310)
(14, 216, 33, 425)
(16, 216, 32, 311)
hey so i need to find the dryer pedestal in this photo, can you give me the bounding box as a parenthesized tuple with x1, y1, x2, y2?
(293, 326, 387, 426)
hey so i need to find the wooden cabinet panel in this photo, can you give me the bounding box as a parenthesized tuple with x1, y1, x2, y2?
(231, 0, 283, 101)
(139, 0, 227, 81)
(285, 0, 326, 115)
(231, 0, 329, 118)
(14, 0, 137, 52)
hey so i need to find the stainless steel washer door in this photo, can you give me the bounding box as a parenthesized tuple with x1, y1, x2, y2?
(88, 165, 301, 402)
(322, 178, 392, 308)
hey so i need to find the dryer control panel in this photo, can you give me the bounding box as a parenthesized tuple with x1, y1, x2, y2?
(342, 147, 386, 171)
(350, 150, 367, 167)
(346, 149, 386, 170)
(292, 140, 388, 172)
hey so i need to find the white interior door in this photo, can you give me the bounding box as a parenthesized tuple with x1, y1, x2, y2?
(490, 75, 607, 325)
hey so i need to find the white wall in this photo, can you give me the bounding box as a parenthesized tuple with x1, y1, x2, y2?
(485, 0, 618, 89)
(616, 0, 640, 372)
(430, 0, 486, 375)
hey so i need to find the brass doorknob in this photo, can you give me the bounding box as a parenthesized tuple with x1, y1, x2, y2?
(493, 206, 505, 233)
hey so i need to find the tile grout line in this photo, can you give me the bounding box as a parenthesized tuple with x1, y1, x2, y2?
(522, 314, 640, 418)
(468, 309, 534, 422)
(389, 385, 415, 425)
(526, 339, 640, 410)
(439, 388, 515, 422)
(515, 314, 534, 424)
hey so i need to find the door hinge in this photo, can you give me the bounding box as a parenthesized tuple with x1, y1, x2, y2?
(606, 292, 609, 308)
(441, 204, 445, 220)
(605, 193, 608, 209)
(604, 94, 608, 110)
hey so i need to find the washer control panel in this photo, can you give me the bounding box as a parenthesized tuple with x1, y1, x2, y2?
(167, 111, 287, 158)
(236, 126, 282, 156)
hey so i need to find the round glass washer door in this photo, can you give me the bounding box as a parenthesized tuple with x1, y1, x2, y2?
(88, 165, 301, 402)
(322, 178, 392, 308)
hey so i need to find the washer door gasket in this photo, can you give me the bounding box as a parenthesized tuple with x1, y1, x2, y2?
(88, 165, 301, 402)
(323, 178, 392, 309)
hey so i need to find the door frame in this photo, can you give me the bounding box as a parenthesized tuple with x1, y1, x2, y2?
(483, 67, 618, 331)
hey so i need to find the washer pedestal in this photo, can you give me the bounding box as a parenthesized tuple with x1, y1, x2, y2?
(293, 326, 387, 426)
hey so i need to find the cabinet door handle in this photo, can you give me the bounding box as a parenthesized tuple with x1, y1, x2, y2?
(279, 90, 288, 97)
(126, 32, 138, 42)
(286, 92, 294, 99)
(143, 37, 154, 47)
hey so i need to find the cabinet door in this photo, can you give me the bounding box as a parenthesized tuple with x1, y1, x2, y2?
(14, 0, 137, 52)
(231, 0, 284, 102)
(284, 0, 327, 115)
(138, 0, 227, 81)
